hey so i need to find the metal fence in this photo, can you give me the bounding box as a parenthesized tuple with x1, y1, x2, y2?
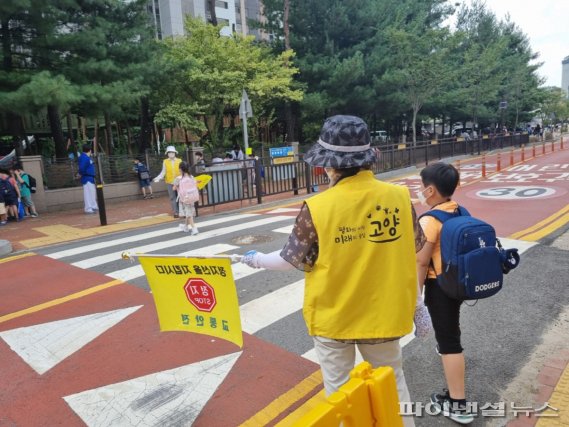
(42, 132, 531, 205)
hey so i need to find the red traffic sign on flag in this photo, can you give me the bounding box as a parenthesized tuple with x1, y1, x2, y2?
(184, 278, 217, 312)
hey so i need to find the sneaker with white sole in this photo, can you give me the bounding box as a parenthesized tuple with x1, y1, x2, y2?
(191, 227, 199, 235)
(178, 224, 186, 232)
(430, 389, 475, 424)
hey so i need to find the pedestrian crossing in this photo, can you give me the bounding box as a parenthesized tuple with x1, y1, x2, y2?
(37, 211, 537, 364)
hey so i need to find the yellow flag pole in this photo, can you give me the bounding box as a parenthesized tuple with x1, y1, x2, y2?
(121, 252, 243, 262)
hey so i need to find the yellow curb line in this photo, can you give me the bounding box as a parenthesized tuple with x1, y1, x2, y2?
(0, 279, 124, 324)
(514, 212, 569, 242)
(0, 252, 35, 264)
(20, 215, 173, 249)
(535, 364, 569, 426)
(238, 370, 322, 427)
(509, 205, 569, 240)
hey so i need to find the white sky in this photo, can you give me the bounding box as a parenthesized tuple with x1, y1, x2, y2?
(483, 0, 568, 87)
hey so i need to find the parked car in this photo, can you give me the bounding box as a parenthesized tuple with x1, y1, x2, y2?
(371, 130, 388, 143)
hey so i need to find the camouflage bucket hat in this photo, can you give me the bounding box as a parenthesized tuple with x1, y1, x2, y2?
(303, 115, 377, 168)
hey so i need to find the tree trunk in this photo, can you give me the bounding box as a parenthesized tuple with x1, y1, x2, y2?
(104, 112, 113, 155)
(1, 19, 26, 155)
(94, 119, 100, 154)
(47, 105, 67, 158)
(412, 108, 417, 146)
(125, 121, 133, 150)
(66, 111, 78, 157)
(139, 97, 152, 152)
(284, 0, 290, 50)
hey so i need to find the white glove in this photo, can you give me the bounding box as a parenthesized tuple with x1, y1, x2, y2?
(153, 177, 160, 183)
(241, 250, 264, 269)
(414, 300, 433, 338)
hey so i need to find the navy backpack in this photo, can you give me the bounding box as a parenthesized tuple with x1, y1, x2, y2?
(421, 206, 520, 301)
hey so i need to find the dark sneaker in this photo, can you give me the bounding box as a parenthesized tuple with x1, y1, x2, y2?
(430, 389, 474, 425)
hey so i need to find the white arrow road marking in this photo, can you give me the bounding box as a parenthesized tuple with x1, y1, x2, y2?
(64, 352, 242, 427)
(0, 306, 142, 375)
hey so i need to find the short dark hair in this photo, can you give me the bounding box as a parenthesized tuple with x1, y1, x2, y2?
(195, 151, 203, 157)
(420, 162, 460, 198)
(82, 145, 92, 153)
(179, 161, 189, 174)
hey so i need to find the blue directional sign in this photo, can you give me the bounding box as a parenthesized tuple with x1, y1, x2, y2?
(269, 146, 294, 158)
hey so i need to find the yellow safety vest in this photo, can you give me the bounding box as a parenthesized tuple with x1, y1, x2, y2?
(163, 158, 182, 184)
(304, 170, 417, 339)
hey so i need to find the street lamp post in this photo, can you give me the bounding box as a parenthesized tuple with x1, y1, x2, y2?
(239, 89, 253, 155)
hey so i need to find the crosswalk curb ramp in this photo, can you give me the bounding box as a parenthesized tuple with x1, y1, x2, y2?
(278, 362, 403, 427)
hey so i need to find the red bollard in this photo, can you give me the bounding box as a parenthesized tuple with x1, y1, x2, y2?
(496, 152, 501, 172)
(510, 148, 514, 166)
(552, 140, 555, 152)
(532, 143, 536, 158)
(542, 142, 546, 155)
(482, 155, 486, 177)
(521, 144, 525, 162)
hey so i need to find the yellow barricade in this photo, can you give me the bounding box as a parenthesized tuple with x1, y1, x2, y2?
(278, 362, 403, 427)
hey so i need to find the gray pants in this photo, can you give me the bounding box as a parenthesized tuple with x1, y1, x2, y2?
(167, 184, 178, 215)
(313, 336, 415, 427)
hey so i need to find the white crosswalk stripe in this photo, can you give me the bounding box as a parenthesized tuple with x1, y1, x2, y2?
(38, 209, 537, 364)
(72, 215, 292, 269)
(240, 279, 304, 334)
(47, 214, 259, 259)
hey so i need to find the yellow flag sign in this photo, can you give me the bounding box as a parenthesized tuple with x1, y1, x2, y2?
(139, 256, 243, 348)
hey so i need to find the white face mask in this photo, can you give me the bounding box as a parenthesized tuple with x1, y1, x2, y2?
(167, 152, 176, 159)
(416, 187, 430, 206)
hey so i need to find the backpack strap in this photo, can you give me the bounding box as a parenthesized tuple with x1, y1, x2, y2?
(419, 204, 471, 223)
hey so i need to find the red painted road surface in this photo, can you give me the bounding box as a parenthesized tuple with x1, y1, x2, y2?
(1, 140, 567, 426)
(0, 256, 318, 426)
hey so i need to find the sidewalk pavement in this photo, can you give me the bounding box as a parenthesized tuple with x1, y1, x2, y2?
(0, 189, 309, 252)
(1, 153, 568, 426)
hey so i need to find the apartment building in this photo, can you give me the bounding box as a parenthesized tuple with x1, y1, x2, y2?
(562, 55, 569, 98)
(148, 0, 267, 40)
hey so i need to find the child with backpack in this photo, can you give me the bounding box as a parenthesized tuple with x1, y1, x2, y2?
(13, 164, 39, 217)
(0, 168, 20, 221)
(132, 158, 153, 199)
(415, 162, 474, 425)
(173, 162, 199, 235)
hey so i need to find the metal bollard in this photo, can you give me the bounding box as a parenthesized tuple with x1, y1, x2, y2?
(542, 141, 546, 155)
(561, 136, 564, 150)
(510, 148, 514, 166)
(496, 152, 501, 172)
(532, 143, 536, 158)
(521, 144, 525, 162)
